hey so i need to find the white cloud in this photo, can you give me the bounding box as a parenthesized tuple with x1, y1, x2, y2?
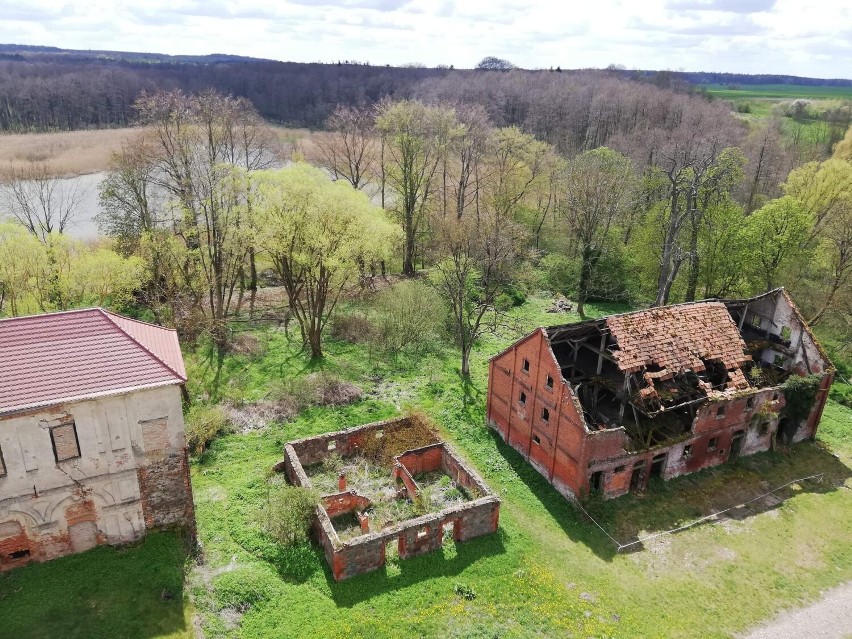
(0, 0, 848, 77)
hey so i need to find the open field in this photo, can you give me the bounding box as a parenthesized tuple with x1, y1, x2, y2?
(703, 84, 852, 101)
(0, 125, 310, 179)
(1, 294, 851, 638)
(0, 127, 137, 177)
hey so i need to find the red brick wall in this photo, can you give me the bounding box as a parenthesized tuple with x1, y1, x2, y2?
(397, 445, 443, 477)
(322, 492, 372, 518)
(487, 330, 594, 498)
(138, 450, 195, 535)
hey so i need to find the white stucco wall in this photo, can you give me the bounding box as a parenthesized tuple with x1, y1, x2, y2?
(0, 384, 186, 564)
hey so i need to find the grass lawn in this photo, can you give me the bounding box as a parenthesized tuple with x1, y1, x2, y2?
(2, 294, 851, 638)
(0, 532, 193, 639)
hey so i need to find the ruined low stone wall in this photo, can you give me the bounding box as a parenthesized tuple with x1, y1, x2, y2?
(279, 418, 501, 581)
(287, 416, 417, 466)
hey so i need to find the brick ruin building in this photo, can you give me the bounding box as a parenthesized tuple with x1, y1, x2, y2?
(0, 309, 195, 571)
(277, 416, 500, 581)
(486, 289, 834, 500)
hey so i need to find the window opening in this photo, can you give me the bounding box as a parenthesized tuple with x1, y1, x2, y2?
(49, 421, 81, 463)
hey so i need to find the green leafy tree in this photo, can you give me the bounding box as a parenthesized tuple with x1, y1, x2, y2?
(255, 163, 399, 359)
(0, 223, 49, 316)
(744, 196, 812, 292)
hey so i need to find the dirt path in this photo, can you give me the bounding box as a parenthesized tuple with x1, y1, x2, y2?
(742, 581, 852, 639)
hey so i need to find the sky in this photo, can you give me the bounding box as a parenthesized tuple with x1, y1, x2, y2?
(1, 0, 850, 78)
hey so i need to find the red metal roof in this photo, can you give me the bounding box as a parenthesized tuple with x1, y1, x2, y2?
(0, 308, 186, 416)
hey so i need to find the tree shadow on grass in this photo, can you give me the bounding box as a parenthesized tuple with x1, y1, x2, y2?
(323, 528, 509, 608)
(491, 430, 852, 562)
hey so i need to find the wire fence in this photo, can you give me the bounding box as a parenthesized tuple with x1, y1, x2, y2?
(573, 472, 826, 553)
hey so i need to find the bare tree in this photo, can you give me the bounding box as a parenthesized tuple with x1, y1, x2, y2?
(740, 118, 791, 214)
(312, 105, 376, 190)
(375, 99, 460, 275)
(446, 103, 492, 219)
(132, 89, 275, 370)
(97, 133, 163, 252)
(0, 162, 85, 241)
(561, 147, 635, 317)
(432, 208, 525, 377)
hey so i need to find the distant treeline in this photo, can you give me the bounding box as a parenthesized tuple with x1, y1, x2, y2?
(650, 71, 852, 88)
(0, 49, 449, 131)
(0, 43, 850, 136)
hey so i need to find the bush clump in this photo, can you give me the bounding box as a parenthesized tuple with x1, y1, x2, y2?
(373, 280, 446, 355)
(263, 481, 320, 546)
(185, 405, 231, 455)
(229, 333, 265, 357)
(227, 372, 364, 432)
(269, 372, 363, 409)
(330, 312, 376, 344)
(212, 564, 281, 612)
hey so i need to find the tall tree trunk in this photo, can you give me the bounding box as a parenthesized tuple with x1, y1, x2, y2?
(577, 243, 596, 318)
(684, 214, 701, 302)
(248, 247, 258, 319)
(461, 343, 472, 378)
(746, 142, 766, 215)
(402, 213, 416, 276)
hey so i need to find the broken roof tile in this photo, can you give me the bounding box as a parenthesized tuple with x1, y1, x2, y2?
(606, 302, 750, 376)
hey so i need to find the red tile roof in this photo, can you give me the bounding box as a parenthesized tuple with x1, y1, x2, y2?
(606, 302, 750, 378)
(0, 308, 186, 416)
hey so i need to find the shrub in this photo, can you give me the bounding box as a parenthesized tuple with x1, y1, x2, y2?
(224, 400, 298, 433)
(307, 372, 363, 406)
(540, 253, 577, 296)
(263, 482, 320, 546)
(185, 405, 230, 455)
(270, 372, 363, 408)
(829, 382, 852, 409)
(212, 564, 281, 612)
(229, 333, 264, 357)
(330, 312, 376, 344)
(373, 280, 446, 355)
(453, 583, 477, 600)
(499, 283, 526, 308)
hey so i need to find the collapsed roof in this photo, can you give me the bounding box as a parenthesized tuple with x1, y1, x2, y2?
(544, 289, 830, 448)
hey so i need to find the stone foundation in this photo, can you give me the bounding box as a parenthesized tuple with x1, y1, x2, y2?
(278, 417, 501, 581)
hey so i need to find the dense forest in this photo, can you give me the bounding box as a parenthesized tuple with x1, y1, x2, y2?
(1, 43, 849, 134)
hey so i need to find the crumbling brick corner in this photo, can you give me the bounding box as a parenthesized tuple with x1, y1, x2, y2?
(137, 447, 197, 542)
